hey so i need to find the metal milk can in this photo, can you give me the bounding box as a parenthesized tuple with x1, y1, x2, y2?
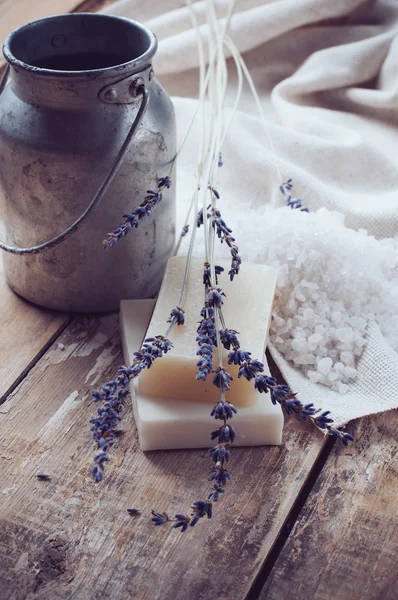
(0, 13, 176, 312)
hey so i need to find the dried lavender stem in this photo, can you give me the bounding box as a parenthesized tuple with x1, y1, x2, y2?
(225, 34, 283, 194)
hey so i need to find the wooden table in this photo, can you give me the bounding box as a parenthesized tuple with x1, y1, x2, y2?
(0, 2, 397, 599)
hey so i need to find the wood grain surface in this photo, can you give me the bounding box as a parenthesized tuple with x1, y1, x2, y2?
(259, 411, 398, 600)
(0, 1, 396, 600)
(0, 256, 70, 403)
(74, 0, 116, 12)
(0, 312, 331, 600)
(0, 0, 81, 65)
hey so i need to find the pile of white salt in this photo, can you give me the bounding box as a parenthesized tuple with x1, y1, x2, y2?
(185, 205, 398, 393)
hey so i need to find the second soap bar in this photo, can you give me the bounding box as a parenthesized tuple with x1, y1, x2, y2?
(138, 256, 277, 407)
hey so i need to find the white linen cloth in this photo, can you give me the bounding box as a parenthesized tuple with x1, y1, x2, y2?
(103, 0, 398, 428)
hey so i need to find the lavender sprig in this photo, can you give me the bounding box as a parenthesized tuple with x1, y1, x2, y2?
(155, 275, 238, 532)
(254, 374, 354, 444)
(197, 189, 242, 281)
(196, 304, 216, 381)
(279, 178, 293, 195)
(90, 335, 173, 482)
(209, 188, 242, 281)
(218, 317, 353, 445)
(103, 176, 172, 248)
(280, 178, 309, 212)
(203, 262, 224, 286)
(197, 204, 211, 228)
(150, 501, 213, 531)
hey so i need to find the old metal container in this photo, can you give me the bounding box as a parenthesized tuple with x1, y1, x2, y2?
(0, 13, 176, 312)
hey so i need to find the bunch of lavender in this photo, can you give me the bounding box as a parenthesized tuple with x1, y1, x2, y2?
(89, 172, 353, 531)
(280, 179, 309, 212)
(103, 176, 171, 248)
(149, 179, 351, 533)
(152, 274, 236, 531)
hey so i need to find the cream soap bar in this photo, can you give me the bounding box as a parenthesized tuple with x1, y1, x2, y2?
(120, 299, 283, 450)
(137, 256, 277, 407)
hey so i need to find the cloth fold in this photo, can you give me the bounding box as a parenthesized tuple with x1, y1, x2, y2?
(104, 0, 398, 427)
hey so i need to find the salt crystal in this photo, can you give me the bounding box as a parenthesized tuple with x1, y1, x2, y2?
(340, 351, 355, 366)
(338, 343, 353, 352)
(293, 354, 316, 365)
(291, 339, 309, 352)
(317, 357, 333, 374)
(309, 249, 320, 261)
(273, 315, 285, 327)
(277, 325, 290, 335)
(344, 366, 357, 378)
(308, 333, 323, 345)
(336, 327, 354, 343)
(286, 298, 297, 314)
(308, 370, 322, 383)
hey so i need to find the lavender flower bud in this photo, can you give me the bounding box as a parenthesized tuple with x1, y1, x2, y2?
(173, 514, 190, 532)
(237, 358, 265, 381)
(206, 287, 225, 308)
(168, 306, 185, 326)
(212, 367, 233, 391)
(211, 400, 237, 420)
(151, 511, 169, 526)
(191, 500, 212, 519)
(219, 328, 240, 350)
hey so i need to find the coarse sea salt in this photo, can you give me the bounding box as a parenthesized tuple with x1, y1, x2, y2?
(181, 204, 398, 393)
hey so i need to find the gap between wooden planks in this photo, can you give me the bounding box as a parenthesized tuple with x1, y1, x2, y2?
(0, 311, 336, 600)
(258, 410, 398, 600)
(0, 254, 72, 404)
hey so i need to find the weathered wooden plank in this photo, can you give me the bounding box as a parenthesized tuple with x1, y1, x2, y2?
(259, 411, 398, 600)
(73, 0, 116, 12)
(0, 256, 70, 402)
(0, 0, 111, 74)
(0, 0, 82, 66)
(0, 311, 332, 600)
